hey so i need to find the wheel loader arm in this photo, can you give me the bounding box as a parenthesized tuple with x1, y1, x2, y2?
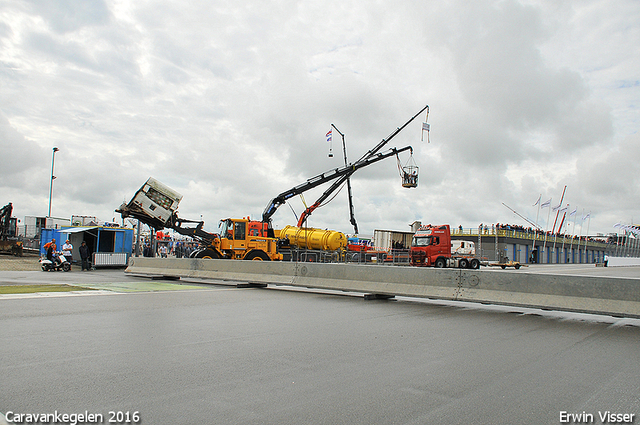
(116, 202, 218, 243)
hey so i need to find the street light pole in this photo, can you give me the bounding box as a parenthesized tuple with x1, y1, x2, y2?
(48, 147, 59, 218)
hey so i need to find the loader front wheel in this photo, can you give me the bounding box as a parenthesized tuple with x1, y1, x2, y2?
(194, 249, 220, 259)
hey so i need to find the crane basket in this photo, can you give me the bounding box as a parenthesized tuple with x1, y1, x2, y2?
(398, 153, 419, 188)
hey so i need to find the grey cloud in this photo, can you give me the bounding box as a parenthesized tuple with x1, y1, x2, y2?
(0, 0, 636, 235)
(25, 0, 111, 33)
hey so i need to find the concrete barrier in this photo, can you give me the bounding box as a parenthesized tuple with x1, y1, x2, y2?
(126, 257, 640, 318)
(606, 256, 640, 267)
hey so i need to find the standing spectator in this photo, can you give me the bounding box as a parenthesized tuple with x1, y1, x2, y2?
(79, 241, 91, 271)
(62, 239, 73, 267)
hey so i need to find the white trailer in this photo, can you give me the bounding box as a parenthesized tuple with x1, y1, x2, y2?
(373, 229, 414, 251)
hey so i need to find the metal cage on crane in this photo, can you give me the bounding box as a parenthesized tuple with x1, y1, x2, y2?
(398, 151, 419, 188)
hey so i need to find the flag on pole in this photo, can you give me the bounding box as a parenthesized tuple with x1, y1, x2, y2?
(582, 213, 590, 221)
(326, 130, 332, 142)
(552, 203, 562, 212)
(569, 208, 577, 216)
(541, 198, 552, 208)
(533, 195, 541, 206)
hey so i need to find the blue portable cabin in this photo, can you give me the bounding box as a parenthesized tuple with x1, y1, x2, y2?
(40, 226, 134, 266)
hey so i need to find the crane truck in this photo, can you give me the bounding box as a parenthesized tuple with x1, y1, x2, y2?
(409, 224, 482, 269)
(117, 105, 429, 261)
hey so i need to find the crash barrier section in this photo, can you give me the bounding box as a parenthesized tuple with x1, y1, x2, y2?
(93, 252, 128, 267)
(126, 257, 640, 319)
(606, 257, 640, 267)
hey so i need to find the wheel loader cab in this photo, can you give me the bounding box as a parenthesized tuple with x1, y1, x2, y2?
(217, 218, 282, 261)
(219, 219, 246, 240)
(218, 219, 247, 258)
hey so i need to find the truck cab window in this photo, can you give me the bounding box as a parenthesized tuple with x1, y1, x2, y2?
(412, 236, 431, 247)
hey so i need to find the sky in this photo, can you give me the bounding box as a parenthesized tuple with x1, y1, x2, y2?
(1, 0, 639, 238)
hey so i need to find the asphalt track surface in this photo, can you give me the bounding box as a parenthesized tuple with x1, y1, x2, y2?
(1, 267, 639, 425)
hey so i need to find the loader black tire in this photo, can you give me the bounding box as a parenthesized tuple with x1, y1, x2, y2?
(194, 248, 220, 259)
(244, 250, 270, 261)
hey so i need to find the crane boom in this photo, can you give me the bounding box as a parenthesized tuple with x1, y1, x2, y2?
(262, 104, 428, 226)
(262, 146, 412, 224)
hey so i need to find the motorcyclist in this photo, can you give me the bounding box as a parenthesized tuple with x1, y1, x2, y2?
(45, 239, 57, 264)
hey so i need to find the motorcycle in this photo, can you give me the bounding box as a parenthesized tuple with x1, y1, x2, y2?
(40, 253, 71, 272)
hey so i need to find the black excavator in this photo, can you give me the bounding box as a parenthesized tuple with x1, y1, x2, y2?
(0, 203, 23, 256)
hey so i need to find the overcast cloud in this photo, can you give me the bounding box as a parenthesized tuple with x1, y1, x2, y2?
(1, 0, 638, 237)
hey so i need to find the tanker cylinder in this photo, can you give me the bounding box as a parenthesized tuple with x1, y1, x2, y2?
(279, 226, 346, 251)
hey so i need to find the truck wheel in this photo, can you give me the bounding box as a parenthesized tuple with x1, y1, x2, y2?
(435, 258, 446, 268)
(244, 250, 270, 261)
(470, 259, 480, 269)
(195, 249, 220, 259)
(459, 258, 468, 268)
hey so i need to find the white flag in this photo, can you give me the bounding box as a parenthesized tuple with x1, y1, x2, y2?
(533, 195, 541, 206)
(421, 122, 430, 142)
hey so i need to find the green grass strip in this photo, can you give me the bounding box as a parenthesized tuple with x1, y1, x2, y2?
(0, 284, 96, 294)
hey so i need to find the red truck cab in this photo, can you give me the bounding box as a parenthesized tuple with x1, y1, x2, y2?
(410, 224, 480, 269)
